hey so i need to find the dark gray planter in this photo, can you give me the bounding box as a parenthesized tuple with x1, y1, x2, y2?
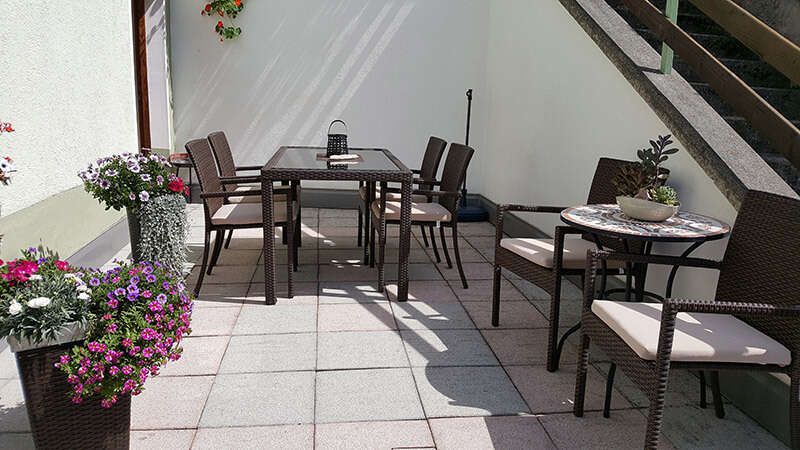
(126, 208, 142, 262)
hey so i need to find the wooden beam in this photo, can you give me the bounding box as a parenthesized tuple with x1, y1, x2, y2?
(689, 0, 800, 86)
(621, 0, 800, 169)
(132, 0, 151, 151)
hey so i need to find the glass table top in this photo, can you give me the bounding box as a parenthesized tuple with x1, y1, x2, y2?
(267, 147, 408, 172)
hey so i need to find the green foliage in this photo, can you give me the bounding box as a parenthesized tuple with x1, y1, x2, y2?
(0, 247, 92, 344)
(612, 164, 650, 198)
(649, 186, 680, 206)
(613, 134, 679, 197)
(637, 134, 678, 183)
(202, 0, 245, 41)
(138, 194, 189, 273)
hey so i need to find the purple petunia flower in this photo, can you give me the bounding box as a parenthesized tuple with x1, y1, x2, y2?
(139, 191, 149, 202)
(99, 179, 110, 190)
(156, 293, 168, 304)
(89, 277, 100, 287)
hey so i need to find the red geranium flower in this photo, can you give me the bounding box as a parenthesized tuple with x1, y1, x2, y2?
(216, 20, 224, 29)
(55, 260, 70, 271)
(168, 178, 185, 194)
(205, 4, 212, 12)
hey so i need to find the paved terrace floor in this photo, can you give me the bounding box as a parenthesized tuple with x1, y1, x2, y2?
(0, 205, 787, 449)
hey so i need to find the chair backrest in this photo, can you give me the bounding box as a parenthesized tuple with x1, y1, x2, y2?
(715, 190, 800, 349)
(185, 138, 224, 218)
(438, 143, 475, 212)
(419, 136, 447, 181)
(207, 131, 238, 179)
(584, 157, 639, 252)
(586, 157, 637, 204)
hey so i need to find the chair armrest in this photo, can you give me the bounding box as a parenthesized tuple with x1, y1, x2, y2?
(413, 177, 441, 186)
(589, 249, 721, 270)
(380, 187, 459, 198)
(665, 298, 800, 318)
(494, 204, 570, 245)
(235, 165, 263, 171)
(201, 190, 261, 199)
(220, 175, 261, 185)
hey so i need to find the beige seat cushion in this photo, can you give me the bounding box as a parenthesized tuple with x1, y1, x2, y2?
(500, 238, 622, 270)
(227, 186, 288, 204)
(358, 185, 427, 203)
(212, 202, 288, 226)
(591, 300, 791, 366)
(371, 200, 451, 222)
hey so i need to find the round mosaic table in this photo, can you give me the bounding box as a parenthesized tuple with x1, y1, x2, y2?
(560, 204, 730, 243)
(560, 203, 731, 300)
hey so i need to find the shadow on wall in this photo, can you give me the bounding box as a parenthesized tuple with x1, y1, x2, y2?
(172, 1, 417, 163)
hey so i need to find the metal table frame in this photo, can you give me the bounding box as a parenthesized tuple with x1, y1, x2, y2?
(260, 146, 413, 305)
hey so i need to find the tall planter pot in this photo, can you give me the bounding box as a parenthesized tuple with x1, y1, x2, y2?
(126, 208, 142, 262)
(14, 341, 131, 450)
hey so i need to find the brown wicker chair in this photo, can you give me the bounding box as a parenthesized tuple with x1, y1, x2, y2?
(574, 190, 800, 449)
(185, 138, 297, 296)
(207, 131, 301, 250)
(370, 143, 474, 290)
(492, 158, 640, 372)
(358, 136, 447, 262)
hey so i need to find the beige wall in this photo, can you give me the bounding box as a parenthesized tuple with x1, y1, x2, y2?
(0, 0, 137, 257)
(479, 0, 737, 299)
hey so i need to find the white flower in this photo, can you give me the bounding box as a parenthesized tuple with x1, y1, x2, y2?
(27, 297, 52, 309)
(28, 274, 42, 281)
(77, 292, 91, 301)
(8, 301, 22, 316)
(76, 284, 90, 292)
(64, 273, 77, 279)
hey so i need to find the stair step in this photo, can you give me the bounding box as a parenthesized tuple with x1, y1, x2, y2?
(724, 116, 800, 153)
(674, 58, 793, 89)
(693, 83, 800, 119)
(613, 5, 725, 35)
(637, 29, 759, 60)
(760, 153, 800, 192)
(606, 0, 702, 17)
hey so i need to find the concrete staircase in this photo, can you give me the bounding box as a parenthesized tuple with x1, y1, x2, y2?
(607, 0, 800, 193)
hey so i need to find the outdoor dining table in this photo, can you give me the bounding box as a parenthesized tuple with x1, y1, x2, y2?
(560, 203, 731, 300)
(260, 146, 413, 305)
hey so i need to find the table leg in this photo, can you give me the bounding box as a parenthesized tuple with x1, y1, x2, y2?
(396, 178, 412, 302)
(286, 183, 294, 299)
(262, 178, 276, 305)
(665, 241, 704, 298)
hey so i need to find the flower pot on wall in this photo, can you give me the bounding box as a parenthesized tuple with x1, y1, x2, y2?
(126, 208, 142, 262)
(13, 340, 132, 450)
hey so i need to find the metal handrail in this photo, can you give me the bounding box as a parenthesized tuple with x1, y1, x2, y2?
(619, 0, 800, 168)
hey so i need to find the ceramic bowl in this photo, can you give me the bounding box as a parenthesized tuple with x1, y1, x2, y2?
(616, 196, 679, 222)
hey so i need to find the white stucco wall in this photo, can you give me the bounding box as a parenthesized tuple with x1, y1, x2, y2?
(169, 0, 488, 187)
(147, 0, 173, 150)
(480, 0, 737, 299)
(0, 1, 139, 216)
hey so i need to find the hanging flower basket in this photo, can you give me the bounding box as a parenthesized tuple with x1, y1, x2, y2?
(201, 0, 245, 41)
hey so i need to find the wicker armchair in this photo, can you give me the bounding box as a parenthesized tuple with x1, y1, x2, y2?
(358, 136, 447, 262)
(574, 190, 800, 449)
(185, 138, 297, 296)
(492, 158, 640, 372)
(370, 143, 474, 291)
(207, 131, 301, 250)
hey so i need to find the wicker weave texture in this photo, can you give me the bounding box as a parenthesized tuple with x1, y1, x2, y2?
(16, 342, 131, 450)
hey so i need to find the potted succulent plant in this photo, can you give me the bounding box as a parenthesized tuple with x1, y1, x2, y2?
(79, 153, 189, 270)
(613, 134, 681, 221)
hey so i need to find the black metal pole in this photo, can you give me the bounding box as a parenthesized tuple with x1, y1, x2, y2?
(461, 89, 472, 207)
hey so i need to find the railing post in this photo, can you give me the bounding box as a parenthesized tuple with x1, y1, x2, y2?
(660, 0, 680, 74)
